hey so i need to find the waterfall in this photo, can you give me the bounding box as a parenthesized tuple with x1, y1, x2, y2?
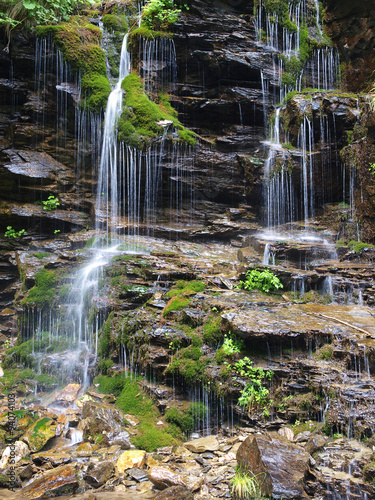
(141, 37, 177, 98)
(96, 34, 131, 235)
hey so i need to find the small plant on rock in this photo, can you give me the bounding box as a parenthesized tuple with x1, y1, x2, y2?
(43, 195, 60, 211)
(237, 269, 283, 294)
(230, 466, 265, 500)
(4, 226, 26, 239)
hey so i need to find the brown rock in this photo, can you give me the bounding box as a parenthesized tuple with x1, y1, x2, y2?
(117, 450, 146, 473)
(153, 485, 194, 499)
(184, 435, 220, 453)
(21, 464, 78, 498)
(83, 460, 115, 488)
(148, 466, 187, 490)
(237, 434, 311, 499)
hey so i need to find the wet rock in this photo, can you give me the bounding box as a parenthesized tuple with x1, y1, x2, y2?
(21, 464, 78, 498)
(117, 450, 146, 473)
(84, 461, 115, 488)
(107, 430, 131, 450)
(184, 435, 220, 453)
(153, 485, 194, 500)
(148, 466, 187, 490)
(22, 418, 57, 453)
(54, 383, 81, 405)
(82, 401, 125, 436)
(305, 434, 329, 455)
(0, 440, 29, 468)
(31, 452, 71, 467)
(126, 467, 148, 482)
(237, 434, 310, 499)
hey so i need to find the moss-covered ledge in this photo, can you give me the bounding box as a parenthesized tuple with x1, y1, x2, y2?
(118, 71, 196, 149)
(35, 16, 111, 112)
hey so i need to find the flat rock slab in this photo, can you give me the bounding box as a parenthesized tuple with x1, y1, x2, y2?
(184, 435, 219, 453)
(222, 303, 375, 341)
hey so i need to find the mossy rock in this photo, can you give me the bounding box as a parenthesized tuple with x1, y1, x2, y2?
(22, 417, 56, 452)
(103, 14, 128, 32)
(35, 17, 110, 111)
(21, 268, 57, 308)
(119, 72, 196, 149)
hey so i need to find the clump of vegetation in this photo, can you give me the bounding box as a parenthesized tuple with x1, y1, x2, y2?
(119, 72, 196, 149)
(162, 279, 205, 317)
(203, 315, 222, 344)
(95, 374, 180, 451)
(237, 269, 283, 294)
(21, 269, 58, 307)
(167, 338, 209, 385)
(234, 357, 273, 416)
(316, 344, 334, 361)
(230, 466, 265, 500)
(348, 240, 374, 253)
(141, 0, 183, 31)
(35, 16, 110, 112)
(102, 14, 128, 32)
(42, 195, 60, 211)
(165, 402, 207, 434)
(4, 226, 26, 239)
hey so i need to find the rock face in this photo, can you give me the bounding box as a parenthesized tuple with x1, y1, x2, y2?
(21, 418, 56, 453)
(237, 434, 311, 499)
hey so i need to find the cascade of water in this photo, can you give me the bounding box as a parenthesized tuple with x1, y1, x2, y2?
(298, 114, 314, 224)
(141, 37, 177, 98)
(96, 34, 131, 235)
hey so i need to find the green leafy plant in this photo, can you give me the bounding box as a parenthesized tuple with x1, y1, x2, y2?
(238, 269, 283, 293)
(370, 164, 375, 175)
(221, 335, 244, 356)
(142, 0, 182, 31)
(4, 226, 26, 238)
(235, 357, 273, 414)
(54, 229, 61, 235)
(43, 195, 60, 211)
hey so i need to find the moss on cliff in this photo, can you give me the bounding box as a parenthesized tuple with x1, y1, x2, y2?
(118, 71, 196, 149)
(35, 17, 110, 111)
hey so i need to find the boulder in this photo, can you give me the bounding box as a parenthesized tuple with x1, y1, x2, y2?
(237, 434, 311, 499)
(22, 418, 56, 453)
(83, 461, 115, 488)
(117, 450, 146, 473)
(21, 464, 78, 498)
(148, 466, 187, 490)
(0, 440, 29, 469)
(184, 435, 219, 453)
(82, 400, 125, 435)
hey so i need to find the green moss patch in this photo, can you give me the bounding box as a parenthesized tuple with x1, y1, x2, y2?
(119, 72, 196, 149)
(21, 269, 57, 307)
(35, 17, 110, 111)
(103, 14, 128, 32)
(95, 374, 180, 451)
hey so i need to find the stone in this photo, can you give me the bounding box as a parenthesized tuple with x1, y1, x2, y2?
(184, 435, 220, 453)
(31, 451, 71, 467)
(305, 434, 329, 455)
(82, 400, 125, 436)
(83, 461, 115, 488)
(237, 434, 311, 499)
(147, 466, 187, 490)
(21, 464, 78, 498)
(117, 450, 146, 473)
(22, 417, 57, 453)
(278, 427, 294, 442)
(107, 430, 131, 449)
(0, 440, 29, 468)
(153, 485, 194, 500)
(54, 383, 81, 404)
